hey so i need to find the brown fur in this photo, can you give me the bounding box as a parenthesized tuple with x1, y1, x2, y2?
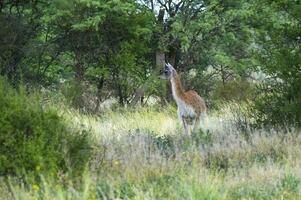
(172, 72, 206, 116)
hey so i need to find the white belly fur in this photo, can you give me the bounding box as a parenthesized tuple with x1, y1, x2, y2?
(174, 96, 196, 118)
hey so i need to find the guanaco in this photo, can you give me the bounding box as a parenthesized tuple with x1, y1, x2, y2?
(160, 63, 206, 134)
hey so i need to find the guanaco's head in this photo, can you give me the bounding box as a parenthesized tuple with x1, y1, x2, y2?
(159, 63, 175, 80)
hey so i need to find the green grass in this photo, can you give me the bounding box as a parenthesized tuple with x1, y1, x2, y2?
(1, 103, 301, 200)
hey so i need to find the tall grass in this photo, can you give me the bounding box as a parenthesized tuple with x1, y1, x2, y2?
(1, 102, 301, 200)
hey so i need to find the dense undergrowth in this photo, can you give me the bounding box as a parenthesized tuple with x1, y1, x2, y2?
(0, 79, 91, 179)
(0, 80, 301, 200)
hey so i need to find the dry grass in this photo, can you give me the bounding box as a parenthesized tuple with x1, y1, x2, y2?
(1, 103, 301, 200)
(62, 106, 179, 137)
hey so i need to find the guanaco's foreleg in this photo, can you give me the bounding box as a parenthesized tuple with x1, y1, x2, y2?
(192, 116, 200, 134)
(182, 117, 189, 135)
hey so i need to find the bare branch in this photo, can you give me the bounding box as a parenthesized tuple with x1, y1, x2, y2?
(157, 0, 169, 13)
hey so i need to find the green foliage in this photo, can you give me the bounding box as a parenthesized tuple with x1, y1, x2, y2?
(229, 174, 300, 200)
(279, 173, 300, 193)
(0, 0, 300, 124)
(229, 184, 276, 200)
(253, 89, 301, 127)
(60, 80, 87, 109)
(0, 15, 34, 86)
(250, 0, 301, 127)
(192, 129, 212, 145)
(0, 78, 91, 177)
(96, 180, 111, 199)
(204, 152, 230, 172)
(153, 135, 175, 158)
(43, 0, 155, 106)
(95, 179, 135, 199)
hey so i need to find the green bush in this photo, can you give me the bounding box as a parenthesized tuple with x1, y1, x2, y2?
(204, 152, 230, 171)
(0, 78, 91, 177)
(153, 135, 175, 158)
(253, 86, 301, 128)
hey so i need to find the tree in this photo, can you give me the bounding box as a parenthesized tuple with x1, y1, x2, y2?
(45, 0, 155, 107)
(250, 0, 301, 126)
(0, 1, 42, 86)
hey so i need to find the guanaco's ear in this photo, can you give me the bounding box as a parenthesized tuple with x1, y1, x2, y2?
(165, 63, 174, 71)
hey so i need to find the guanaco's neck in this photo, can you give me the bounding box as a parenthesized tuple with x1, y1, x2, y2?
(170, 72, 185, 100)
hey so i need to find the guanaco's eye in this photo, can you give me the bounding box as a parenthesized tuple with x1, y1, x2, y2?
(164, 70, 168, 74)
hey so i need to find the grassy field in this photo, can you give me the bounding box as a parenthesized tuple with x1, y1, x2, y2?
(1, 104, 301, 200)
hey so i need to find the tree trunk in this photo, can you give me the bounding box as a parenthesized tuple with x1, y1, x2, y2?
(74, 62, 84, 83)
(95, 77, 104, 112)
(117, 82, 124, 106)
(72, 54, 85, 109)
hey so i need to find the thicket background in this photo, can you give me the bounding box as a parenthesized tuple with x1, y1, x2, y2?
(1, 0, 300, 125)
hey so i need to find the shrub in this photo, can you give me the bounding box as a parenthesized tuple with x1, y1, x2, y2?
(253, 87, 301, 128)
(153, 135, 175, 158)
(0, 78, 91, 178)
(212, 80, 255, 103)
(203, 152, 230, 171)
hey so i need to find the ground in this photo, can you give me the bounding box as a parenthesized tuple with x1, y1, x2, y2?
(1, 104, 300, 200)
